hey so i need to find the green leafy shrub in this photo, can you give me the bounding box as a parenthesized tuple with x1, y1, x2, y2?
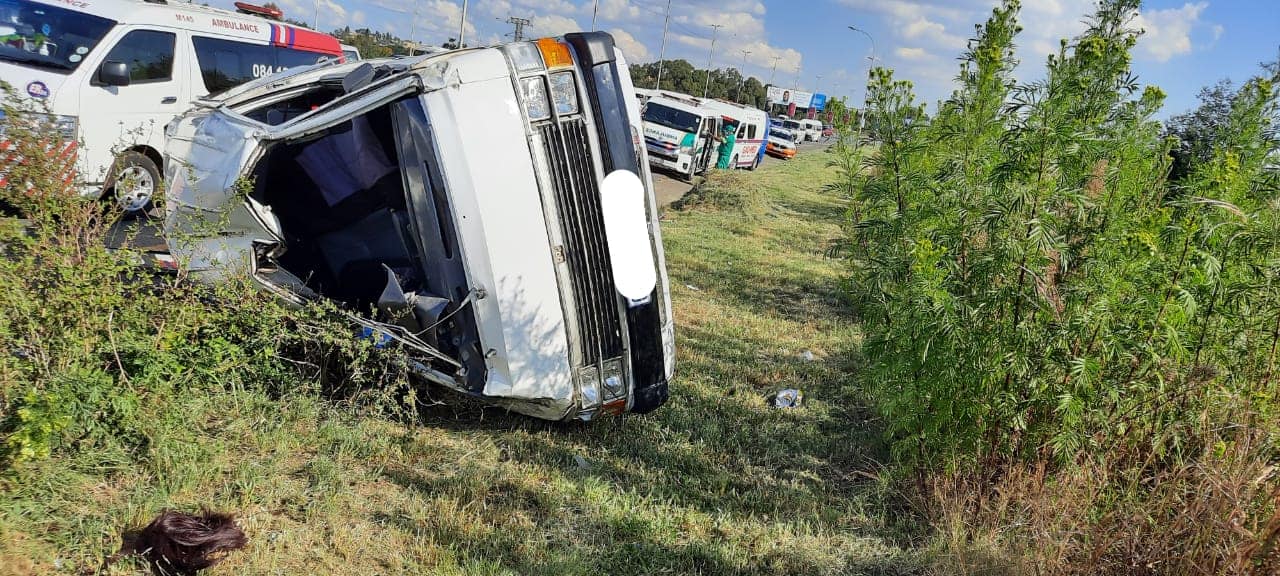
(835, 0, 1280, 571)
(0, 103, 424, 471)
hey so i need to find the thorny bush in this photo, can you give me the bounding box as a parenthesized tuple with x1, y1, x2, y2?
(835, 0, 1280, 572)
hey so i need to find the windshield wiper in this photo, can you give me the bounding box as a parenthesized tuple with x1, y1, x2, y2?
(1, 54, 73, 71)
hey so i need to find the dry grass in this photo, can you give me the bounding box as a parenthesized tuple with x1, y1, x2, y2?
(924, 424, 1280, 575)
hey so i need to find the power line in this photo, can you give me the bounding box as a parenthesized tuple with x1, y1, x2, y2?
(506, 15, 531, 42)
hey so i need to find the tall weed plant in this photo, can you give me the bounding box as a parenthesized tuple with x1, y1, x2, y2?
(837, 0, 1280, 571)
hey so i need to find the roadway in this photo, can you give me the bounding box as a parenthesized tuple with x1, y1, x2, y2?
(105, 138, 831, 254)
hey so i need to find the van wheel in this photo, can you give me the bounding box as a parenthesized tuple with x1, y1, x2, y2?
(748, 155, 760, 171)
(109, 151, 160, 216)
(730, 154, 739, 170)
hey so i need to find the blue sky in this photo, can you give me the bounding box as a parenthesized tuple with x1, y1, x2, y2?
(223, 0, 1279, 117)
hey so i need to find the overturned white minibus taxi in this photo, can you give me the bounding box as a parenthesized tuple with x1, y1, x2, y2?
(163, 33, 675, 421)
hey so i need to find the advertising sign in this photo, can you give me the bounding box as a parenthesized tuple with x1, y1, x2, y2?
(810, 93, 828, 112)
(766, 86, 814, 108)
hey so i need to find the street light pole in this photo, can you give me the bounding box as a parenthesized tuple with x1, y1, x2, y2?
(703, 24, 723, 99)
(736, 50, 752, 102)
(591, 0, 598, 31)
(407, 5, 418, 56)
(654, 0, 672, 90)
(847, 25, 877, 142)
(458, 0, 469, 47)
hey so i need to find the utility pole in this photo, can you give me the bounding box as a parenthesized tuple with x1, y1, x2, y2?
(311, 0, 318, 29)
(654, 0, 672, 90)
(702, 24, 723, 99)
(591, 0, 598, 31)
(736, 49, 751, 102)
(766, 55, 781, 114)
(407, 5, 418, 56)
(506, 15, 530, 42)
(459, 0, 469, 47)
(815, 74, 823, 94)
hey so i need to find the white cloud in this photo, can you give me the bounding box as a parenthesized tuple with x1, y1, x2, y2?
(598, 0, 642, 22)
(1131, 2, 1209, 62)
(834, 0, 1219, 106)
(529, 14, 581, 39)
(609, 28, 650, 62)
(895, 47, 929, 60)
(367, 0, 478, 45)
(273, 0, 346, 29)
(351, 9, 365, 25)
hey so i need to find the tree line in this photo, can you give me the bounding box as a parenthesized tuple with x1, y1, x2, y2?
(629, 59, 770, 110)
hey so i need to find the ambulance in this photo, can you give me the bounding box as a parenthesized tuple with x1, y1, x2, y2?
(640, 92, 721, 181)
(701, 99, 767, 170)
(0, 0, 341, 213)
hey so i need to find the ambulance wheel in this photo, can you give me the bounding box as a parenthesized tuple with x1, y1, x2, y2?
(109, 151, 159, 216)
(731, 154, 739, 170)
(748, 155, 760, 171)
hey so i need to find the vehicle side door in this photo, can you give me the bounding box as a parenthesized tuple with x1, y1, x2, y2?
(77, 26, 186, 185)
(697, 116, 719, 171)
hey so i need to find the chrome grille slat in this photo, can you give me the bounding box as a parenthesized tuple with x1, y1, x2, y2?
(538, 119, 624, 366)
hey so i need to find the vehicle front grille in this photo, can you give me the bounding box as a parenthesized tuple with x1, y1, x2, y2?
(537, 119, 624, 366)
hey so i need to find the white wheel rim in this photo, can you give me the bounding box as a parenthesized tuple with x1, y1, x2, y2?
(115, 165, 154, 212)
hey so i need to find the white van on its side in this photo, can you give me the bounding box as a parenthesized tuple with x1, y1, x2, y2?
(0, 0, 342, 213)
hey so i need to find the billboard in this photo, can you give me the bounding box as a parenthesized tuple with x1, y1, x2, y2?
(810, 93, 828, 112)
(766, 86, 813, 108)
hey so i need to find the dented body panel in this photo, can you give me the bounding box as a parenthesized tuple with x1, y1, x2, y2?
(163, 33, 674, 421)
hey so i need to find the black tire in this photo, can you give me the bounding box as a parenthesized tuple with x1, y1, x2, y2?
(747, 154, 760, 171)
(107, 151, 160, 217)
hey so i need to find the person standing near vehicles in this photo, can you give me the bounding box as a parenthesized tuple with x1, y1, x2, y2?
(715, 119, 737, 170)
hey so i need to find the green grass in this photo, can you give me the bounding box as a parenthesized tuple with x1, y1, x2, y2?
(1, 150, 925, 575)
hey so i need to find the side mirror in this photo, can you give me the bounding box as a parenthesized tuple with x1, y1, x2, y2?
(97, 61, 130, 87)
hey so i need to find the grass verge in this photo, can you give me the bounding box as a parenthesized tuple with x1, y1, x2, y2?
(2, 150, 925, 575)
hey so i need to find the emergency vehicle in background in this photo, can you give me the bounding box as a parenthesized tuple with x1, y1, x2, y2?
(640, 91, 720, 182)
(340, 43, 359, 61)
(701, 98, 767, 170)
(0, 0, 342, 213)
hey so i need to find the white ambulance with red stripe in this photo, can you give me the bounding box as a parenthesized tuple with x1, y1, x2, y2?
(0, 0, 341, 212)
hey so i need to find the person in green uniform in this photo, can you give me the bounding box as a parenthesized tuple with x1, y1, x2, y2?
(715, 120, 738, 170)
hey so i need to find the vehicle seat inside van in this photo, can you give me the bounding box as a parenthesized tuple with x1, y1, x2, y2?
(252, 104, 422, 311)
